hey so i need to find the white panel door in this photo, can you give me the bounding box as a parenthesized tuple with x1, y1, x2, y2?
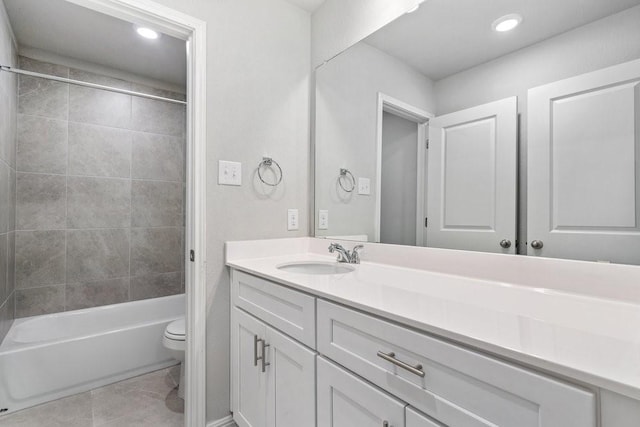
(265, 326, 316, 427)
(528, 58, 640, 263)
(427, 97, 517, 253)
(317, 357, 405, 427)
(232, 308, 267, 427)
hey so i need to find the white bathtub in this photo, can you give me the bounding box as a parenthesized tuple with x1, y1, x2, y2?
(0, 294, 184, 415)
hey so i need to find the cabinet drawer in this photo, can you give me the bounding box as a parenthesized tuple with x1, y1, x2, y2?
(317, 356, 405, 427)
(407, 407, 445, 427)
(317, 300, 596, 427)
(232, 270, 316, 348)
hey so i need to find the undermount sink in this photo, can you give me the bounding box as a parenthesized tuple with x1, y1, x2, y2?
(276, 261, 355, 275)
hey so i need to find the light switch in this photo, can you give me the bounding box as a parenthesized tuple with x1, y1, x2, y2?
(218, 160, 242, 186)
(318, 210, 329, 230)
(358, 178, 371, 195)
(287, 209, 299, 231)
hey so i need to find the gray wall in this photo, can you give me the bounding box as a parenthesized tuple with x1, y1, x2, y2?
(0, 2, 17, 344)
(434, 5, 640, 253)
(315, 41, 434, 240)
(13, 56, 186, 318)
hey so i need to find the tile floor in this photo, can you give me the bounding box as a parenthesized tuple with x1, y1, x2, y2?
(0, 365, 184, 427)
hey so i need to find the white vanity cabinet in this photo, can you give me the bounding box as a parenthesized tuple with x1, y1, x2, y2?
(231, 271, 316, 427)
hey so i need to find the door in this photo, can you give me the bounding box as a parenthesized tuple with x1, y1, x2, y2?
(407, 407, 446, 427)
(427, 97, 517, 253)
(317, 356, 405, 427)
(265, 326, 316, 427)
(232, 308, 267, 427)
(528, 58, 640, 263)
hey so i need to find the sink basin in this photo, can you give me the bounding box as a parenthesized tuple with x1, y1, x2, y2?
(276, 261, 355, 275)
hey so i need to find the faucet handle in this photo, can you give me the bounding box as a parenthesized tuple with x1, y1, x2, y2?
(351, 245, 364, 264)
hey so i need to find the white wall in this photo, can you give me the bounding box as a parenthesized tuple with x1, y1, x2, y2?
(434, 5, 640, 254)
(138, 0, 311, 423)
(311, 0, 419, 68)
(315, 41, 433, 240)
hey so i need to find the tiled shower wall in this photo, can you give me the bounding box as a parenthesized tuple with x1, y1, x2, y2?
(14, 56, 186, 318)
(0, 17, 17, 342)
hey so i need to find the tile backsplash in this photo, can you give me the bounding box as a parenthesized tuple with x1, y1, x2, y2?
(13, 56, 186, 318)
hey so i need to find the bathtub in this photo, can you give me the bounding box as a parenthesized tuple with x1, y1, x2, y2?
(0, 294, 184, 415)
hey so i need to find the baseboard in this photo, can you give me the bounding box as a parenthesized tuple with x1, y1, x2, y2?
(206, 414, 235, 427)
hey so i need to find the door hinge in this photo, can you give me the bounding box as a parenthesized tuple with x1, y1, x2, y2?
(190, 250, 195, 262)
(424, 217, 428, 228)
(425, 139, 430, 149)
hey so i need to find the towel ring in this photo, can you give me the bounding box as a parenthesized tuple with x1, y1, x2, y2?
(339, 168, 355, 192)
(258, 157, 283, 187)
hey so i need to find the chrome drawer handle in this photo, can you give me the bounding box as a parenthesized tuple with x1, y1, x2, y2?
(377, 351, 425, 378)
(254, 335, 262, 367)
(261, 340, 270, 373)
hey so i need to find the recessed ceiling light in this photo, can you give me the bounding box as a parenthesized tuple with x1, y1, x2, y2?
(492, 14, 522, 32)
(136, 27, 159, 40)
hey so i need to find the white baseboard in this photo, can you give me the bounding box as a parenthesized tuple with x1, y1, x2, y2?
(206, 414, 235, 427)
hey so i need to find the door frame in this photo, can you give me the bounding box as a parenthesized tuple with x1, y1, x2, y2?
(64, 1, 207, 425)
(375, 93, 433, 244)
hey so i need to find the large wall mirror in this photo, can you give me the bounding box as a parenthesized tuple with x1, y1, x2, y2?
(314, 0, 640, 265)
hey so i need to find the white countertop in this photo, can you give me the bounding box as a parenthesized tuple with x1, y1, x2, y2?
(226, 238, 640, 400)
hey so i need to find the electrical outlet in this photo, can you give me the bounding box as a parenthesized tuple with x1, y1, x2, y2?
(218, 160, 242, 186)
(287, 209, 299, 231)
(358, 178, 371, 195)
(318, 210, 329, 230)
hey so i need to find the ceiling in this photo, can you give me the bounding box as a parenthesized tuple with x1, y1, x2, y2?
(4, 0, 186, 87)
(365, 0, 640, 80)
(285, 0, 326, 13)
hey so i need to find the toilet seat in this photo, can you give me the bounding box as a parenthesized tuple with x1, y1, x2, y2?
(164, 318, 185, 341)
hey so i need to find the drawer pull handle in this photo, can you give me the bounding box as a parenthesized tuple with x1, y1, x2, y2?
(377, 351, 425, 378)
(261, 340, 270, 373)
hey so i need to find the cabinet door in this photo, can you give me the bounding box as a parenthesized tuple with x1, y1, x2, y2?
(232, 307, 267, 427)
(265, 326, 316, 427)
(427, 97, 517, 253)
(317, 356, 405, 427)
(407, 407, 445, 427)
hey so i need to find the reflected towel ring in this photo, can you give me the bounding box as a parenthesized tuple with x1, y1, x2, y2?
(258, 157, 283, 187)
(339, 168, 355, 192)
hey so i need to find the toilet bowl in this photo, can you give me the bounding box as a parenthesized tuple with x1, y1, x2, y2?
(163, 317, 185, 399)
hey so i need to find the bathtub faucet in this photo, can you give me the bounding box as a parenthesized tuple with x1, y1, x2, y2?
(328, 243, 364, 264)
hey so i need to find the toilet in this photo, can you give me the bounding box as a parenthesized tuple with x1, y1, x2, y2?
(163, 317, 186, 399)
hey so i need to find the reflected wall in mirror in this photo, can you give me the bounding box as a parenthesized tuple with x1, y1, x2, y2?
(315, 0, 640, 264)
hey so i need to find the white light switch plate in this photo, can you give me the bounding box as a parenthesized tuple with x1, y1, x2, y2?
(358, 178, 371, 195)
(218, 160, 242, 186)
(287, 209, 299, 231)
(318, 210, 329, 230)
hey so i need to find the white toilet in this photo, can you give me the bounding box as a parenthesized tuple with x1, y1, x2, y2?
(163, 317, 186, 399)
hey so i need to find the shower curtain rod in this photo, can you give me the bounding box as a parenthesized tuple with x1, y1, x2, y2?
(0, 65, 187, 106)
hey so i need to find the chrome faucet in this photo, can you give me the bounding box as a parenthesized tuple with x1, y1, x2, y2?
(328, 243, 364, 264)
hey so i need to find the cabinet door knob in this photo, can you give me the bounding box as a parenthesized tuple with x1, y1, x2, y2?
(531, 240, 544, 250)
(500, 239, 512, 249)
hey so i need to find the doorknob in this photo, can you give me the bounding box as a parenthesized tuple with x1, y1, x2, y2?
(499, 239, 511, 249)
(531, 240, 544, 249)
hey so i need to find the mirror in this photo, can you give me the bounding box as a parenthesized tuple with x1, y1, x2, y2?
(314, 0, 640, 264)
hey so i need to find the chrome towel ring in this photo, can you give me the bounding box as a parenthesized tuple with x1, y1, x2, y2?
(258, 157, 283, 187)
(339, 168, 355, 192)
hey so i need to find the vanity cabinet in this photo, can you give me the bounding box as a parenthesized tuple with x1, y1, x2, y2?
(231, 269, 316, 427)
(406, 407, 444, 427)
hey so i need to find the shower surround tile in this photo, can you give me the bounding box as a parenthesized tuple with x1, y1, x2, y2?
(17, 114, 68, 174)
(66, 229, 130, 283)
(131, 132, 184, 181)
(0, 233, 7, 302)
(15, 284, 66, 317)
(0, 160, 9, 233)
(0, 83, 17, 168)
(68, 123, 132, 178)
(131, 272, 182, 301)
(12, 57, 186, 317)
(16, 172, 66, 230)
(67, 177, 131, 228)
(131, 227, 182, 276)
(131, 180, 183, 227)
(66, 278, 129, 311)
(15, 230, 66, 289)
